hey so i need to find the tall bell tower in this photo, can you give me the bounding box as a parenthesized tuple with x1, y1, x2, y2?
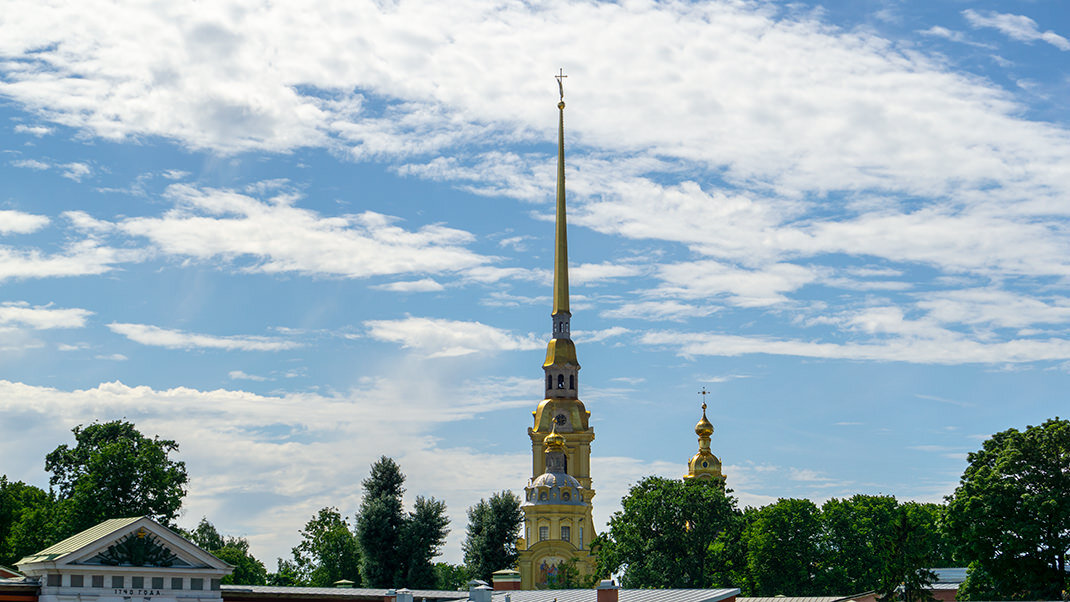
(516, 73, 598, 590)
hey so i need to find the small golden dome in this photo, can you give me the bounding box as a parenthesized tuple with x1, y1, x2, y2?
(544, 423, 566, 451)
(695, 402, 714, 437)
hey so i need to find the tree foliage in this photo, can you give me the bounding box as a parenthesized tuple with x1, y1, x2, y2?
(746, 498, 824, 596)
(292, 508, 361, 587)
(433, 562, 470, 591)
(0, 477, 59, 566)
(399, 496, 450, 588)
(45, 421, 188, 534)
(185, 518, 267, 586)
(463, 491, 523, 583)
(593, 476, 737, 589)
(355, 457, 448, 588)
(876, 504, 938, 602)
(947, 417, 1070, 601)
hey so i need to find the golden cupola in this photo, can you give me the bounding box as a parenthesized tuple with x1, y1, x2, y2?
(685, 400, 725, 483)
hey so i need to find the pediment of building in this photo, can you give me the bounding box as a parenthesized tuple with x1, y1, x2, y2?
(19, 517, 229, 574)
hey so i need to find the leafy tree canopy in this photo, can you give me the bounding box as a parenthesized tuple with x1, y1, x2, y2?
(0, 477, 59, 566)
(292, 507, 361, 587)
(355, 457, 448, 589)
(745, 498, 824, 596)
(947, 417, 1070, 601)
(463, 490, 523, 583)
(45, 420, 188, 534)
(433, 562, 470, 591)
(593, 476, 737, 589)
(185, 517, 267, 586)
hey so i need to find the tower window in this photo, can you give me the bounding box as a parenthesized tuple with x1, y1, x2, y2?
(561, 526, 570, 542)
(539, 526, 549, 541)
(547, 374, 552, 389)
(569, 375, 574, 389)
(557, 374, 564, 388)
(539, 491, 548, 501)
(562, 489, 570, 501)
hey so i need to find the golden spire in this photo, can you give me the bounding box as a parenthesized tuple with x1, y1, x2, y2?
(685, 387, 725, 482)
(552, 68, 569, 317)
(544, 421, 566, 452)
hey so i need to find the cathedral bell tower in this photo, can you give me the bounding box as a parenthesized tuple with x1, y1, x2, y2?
(517, 73, 598, 590)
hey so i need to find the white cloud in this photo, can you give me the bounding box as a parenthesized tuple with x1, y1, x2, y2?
(117, 184, 489, 279)
(95, 353, 128, 361)
(108, 323, 301, 351)
(9, 159, 91, 181)
(916, 289, 1070, 329)
(0, 210, 49, 234)
(657, 260, 818, 307)
(641, 329, 1070, 365)
(60, 162, 91, 181)
(0, 302, 91, 329)
(13, 124, 52, 136)
(371, 278, 445, 293)
(229, 370, 269, 381)
(602, 300, 718, 322)
(11, 159, 50, 170)
(364, 317, 541, 358)
(963, 9, 1070, 51)
(572, 326, 629, 343)
(0, 240, 141, 281)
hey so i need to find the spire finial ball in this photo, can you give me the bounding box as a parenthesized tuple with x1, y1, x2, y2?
(558, 101, 565, 110)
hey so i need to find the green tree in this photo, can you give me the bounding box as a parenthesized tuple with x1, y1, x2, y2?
(593, 476, 737, 588)
(399, 496, 450, 588)
(463, 491, 523, 583)
(876, 504, 938, 602)
(0, 477, 59, 566)
(356, 457, 405, 587)
(215, 538, 268, 586)
(433, 563, 470, 591)
(185, 518, 267, 586)
(821, 494, 900, 593)
(745, 498, 823, 596)
(186, 517, 226, 552)
(546, 556, 598, 589)
(293, 507, 362, 587)
(947, 417, 1070, 601)
(267, 558, 304, 586)
(45, 421, 188, 534)
(355, 457, 447, 588)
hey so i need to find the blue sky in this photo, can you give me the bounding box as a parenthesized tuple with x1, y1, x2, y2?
(2, 0, 1070, 567)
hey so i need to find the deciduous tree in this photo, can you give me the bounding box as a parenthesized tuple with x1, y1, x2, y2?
(745, 498, 823, 596)
(463, 491, 523, 583)
(593, 477, 737, 588)
(947, 417, 1070, 601)
(292, 508, 361, 587)
(45, 421, 188, 533)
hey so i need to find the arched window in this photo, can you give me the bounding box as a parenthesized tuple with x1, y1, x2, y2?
(539, 491, 548, 501)
(547, 374, 552, 390)
(557, 374, 565, 388)
(562, 489, 571, 501)
(569, 375, 574, 389)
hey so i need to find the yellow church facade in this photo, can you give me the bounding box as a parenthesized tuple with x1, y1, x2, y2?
(515, 87, 599, 590)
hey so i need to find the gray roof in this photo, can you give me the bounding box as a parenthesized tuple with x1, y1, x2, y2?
(222, 585, 468, 601)
(930, 568, 968, 584)
(488, 588, 739, 602)
(17, 517, 143, 565)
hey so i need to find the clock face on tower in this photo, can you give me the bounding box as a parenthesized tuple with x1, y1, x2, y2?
(555, 413, 567, 427)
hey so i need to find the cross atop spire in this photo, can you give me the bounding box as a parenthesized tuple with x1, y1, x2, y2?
(699, 386, 710, 412)
(555, 68, 567, 102)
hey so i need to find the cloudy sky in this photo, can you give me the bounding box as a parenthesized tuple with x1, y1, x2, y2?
(3, 0, 1070, 568)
